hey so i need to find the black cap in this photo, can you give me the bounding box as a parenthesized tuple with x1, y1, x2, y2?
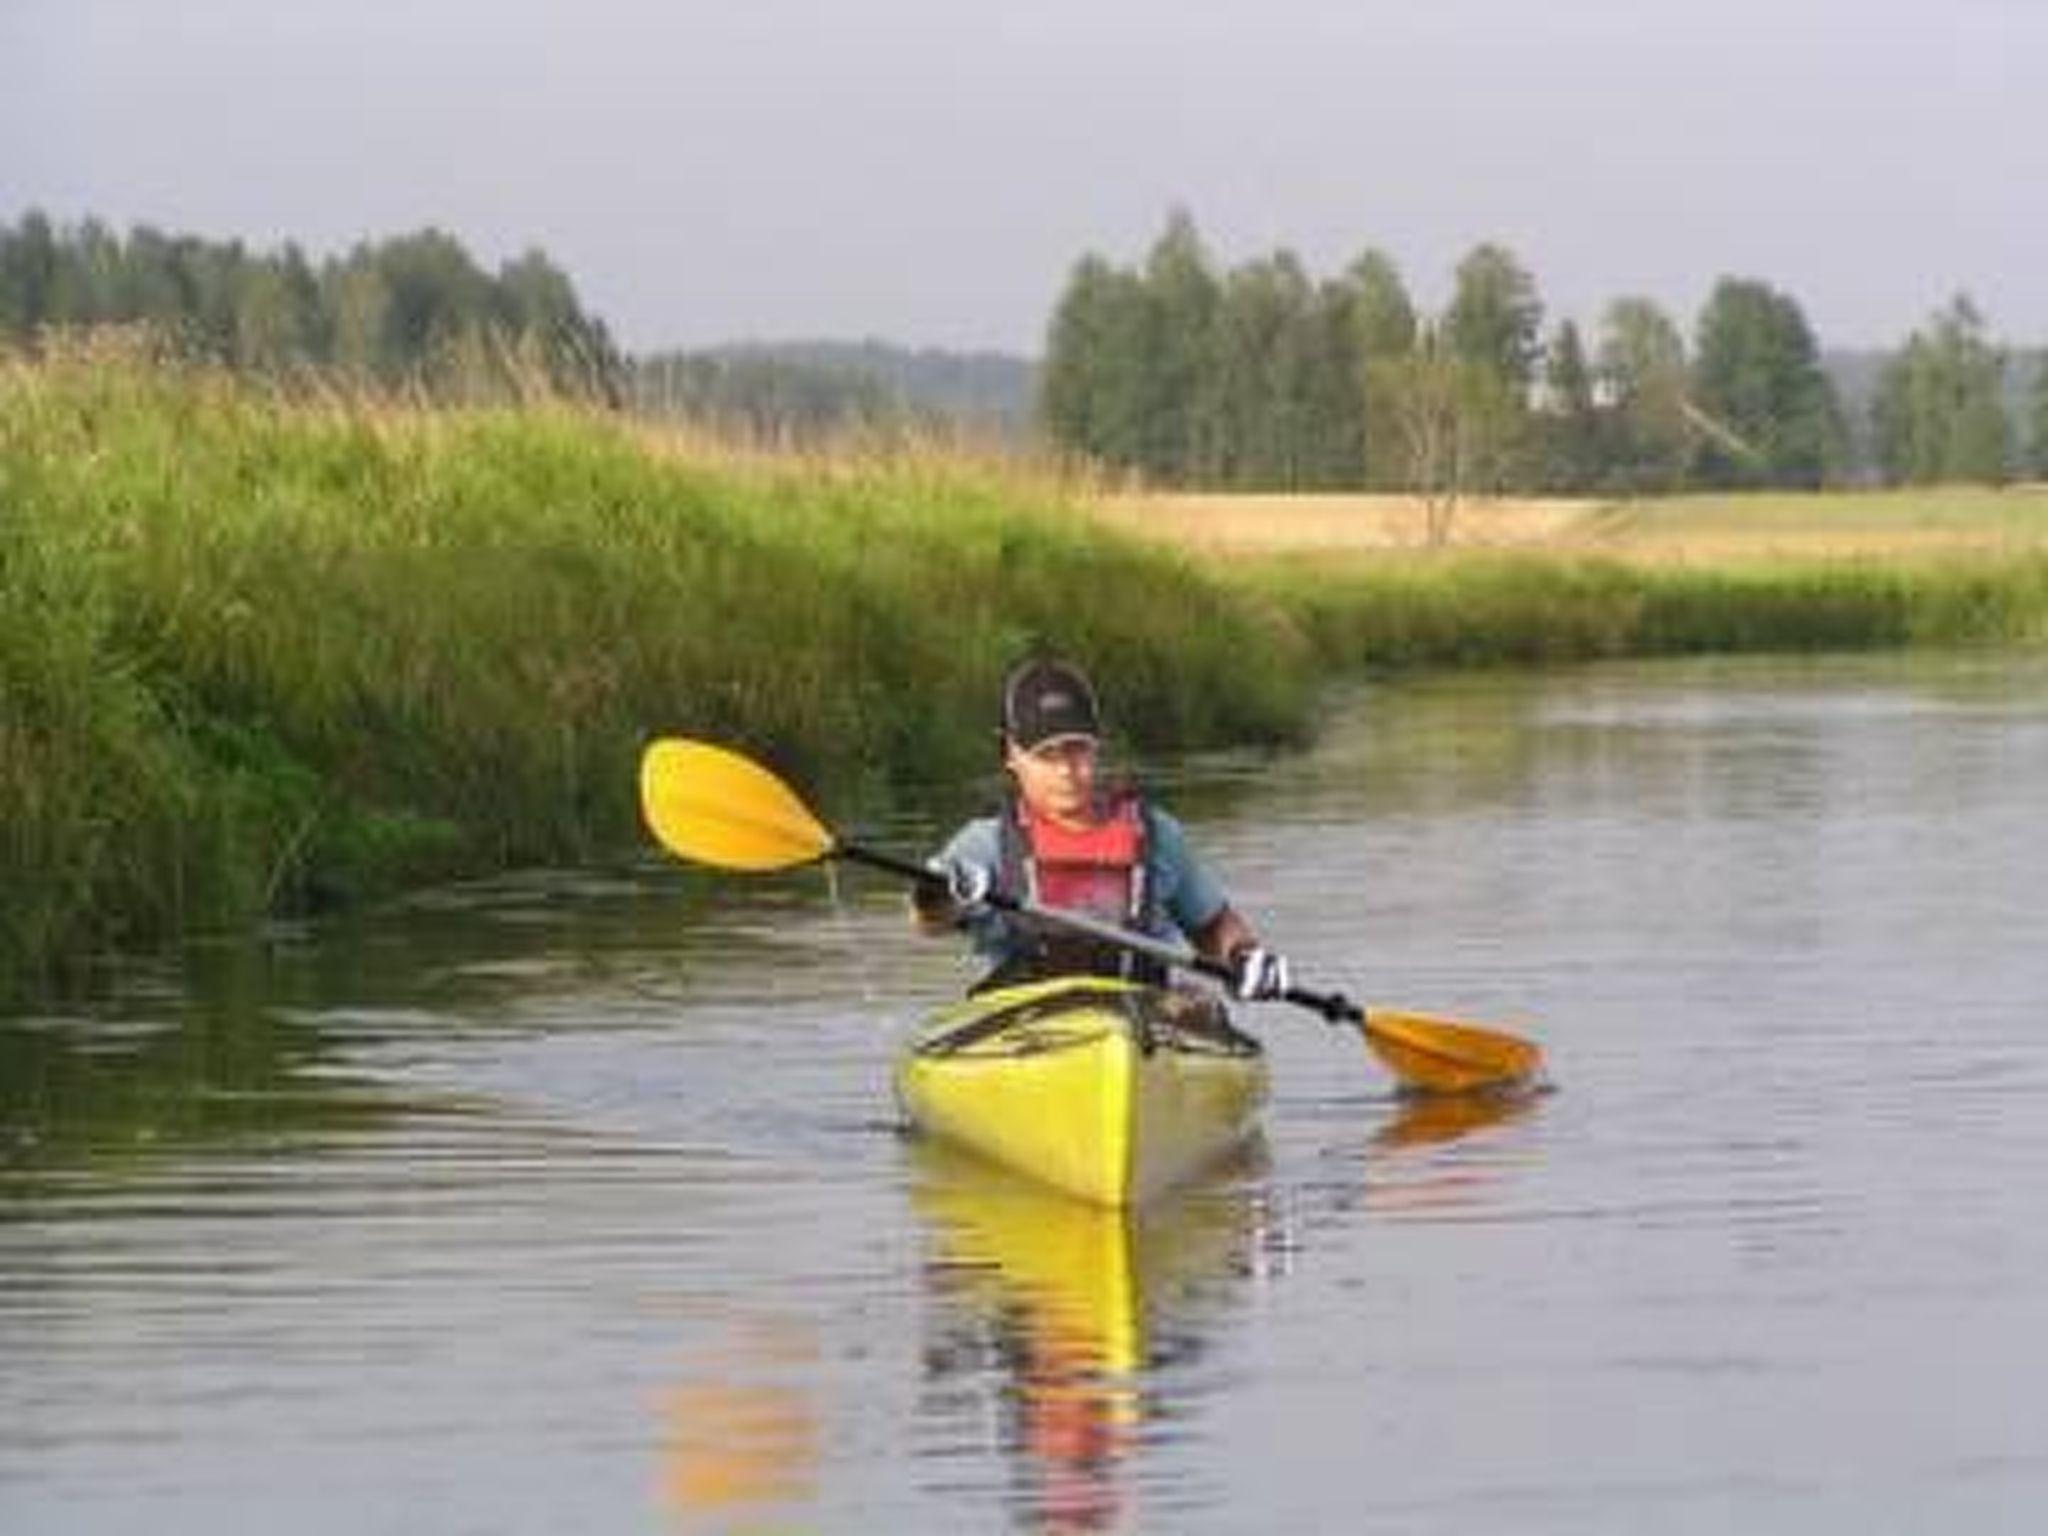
(1001, 659, 1101, 750)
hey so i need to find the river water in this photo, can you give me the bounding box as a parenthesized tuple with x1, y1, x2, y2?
(5, 651, 2047, 1534)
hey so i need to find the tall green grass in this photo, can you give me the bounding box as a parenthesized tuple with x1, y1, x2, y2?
(1, 352, 1308, 994)
(1245, 549, 2048, 671)
(10, 351, 2048, 997)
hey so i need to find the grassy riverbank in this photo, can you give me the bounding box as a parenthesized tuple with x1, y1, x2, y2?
(0, 353, 1308, 994)
(8, 354, 2048, 995)
(1101, 485, 2048, 663)
(1240, 549, 2048, 670)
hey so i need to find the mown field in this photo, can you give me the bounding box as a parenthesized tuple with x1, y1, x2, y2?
(1097, 485, 2048, 559)
(7, 351, 2048, 994)
(1095, 492, 1594, 551)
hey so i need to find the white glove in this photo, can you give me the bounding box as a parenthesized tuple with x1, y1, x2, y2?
(944, 860, 994, 917)
(1231, 945, 1290, 1001)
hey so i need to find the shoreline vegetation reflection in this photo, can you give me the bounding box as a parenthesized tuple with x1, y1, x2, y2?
(0, 941, 403, 1185)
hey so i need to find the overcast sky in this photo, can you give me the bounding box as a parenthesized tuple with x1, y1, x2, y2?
(7, 0, 2043, 356)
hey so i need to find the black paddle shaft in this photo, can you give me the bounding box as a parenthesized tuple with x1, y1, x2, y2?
(836, 841, 1364, 1029)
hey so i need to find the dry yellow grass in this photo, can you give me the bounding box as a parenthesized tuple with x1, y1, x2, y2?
(1094, 485, 2048, 563)
(1092, 492, 1600, 552)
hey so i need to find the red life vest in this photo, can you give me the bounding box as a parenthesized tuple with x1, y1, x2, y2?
(983, 790, 1165, 987)
(1013, 794, 1148, 928)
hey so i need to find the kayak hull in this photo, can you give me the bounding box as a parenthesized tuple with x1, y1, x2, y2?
(894, 977, 1268, 1208)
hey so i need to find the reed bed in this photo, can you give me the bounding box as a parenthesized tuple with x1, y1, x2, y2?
(0, 353, 1307, 993)
(1242, 548, 2048, 670)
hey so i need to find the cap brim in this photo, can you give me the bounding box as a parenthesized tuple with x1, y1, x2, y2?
(1014, 730, 1099, 753)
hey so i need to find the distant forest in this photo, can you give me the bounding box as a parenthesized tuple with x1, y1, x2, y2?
(629, 340, 1034, 444)
(6, 209, 2044, 491)
(0, 211, 621, 400)
(1040, 211, 2048, 498)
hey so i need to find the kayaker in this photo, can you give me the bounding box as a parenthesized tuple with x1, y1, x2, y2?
(912, 656, 1291, 1002)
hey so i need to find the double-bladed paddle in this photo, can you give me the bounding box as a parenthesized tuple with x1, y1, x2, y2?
(638, 737, 1545, 1094)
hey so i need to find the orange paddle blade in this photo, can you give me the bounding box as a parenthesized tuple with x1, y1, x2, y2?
(639, 739, 836, 872)
(1359, 1008, 1545, 1094)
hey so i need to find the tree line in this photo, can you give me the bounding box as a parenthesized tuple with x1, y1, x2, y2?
(9, 207, 2045, 491)
(1040, 210, 2048, 502)
(629, 341, 1034, 446)
(0, 212, 1025, 443)
(0, 211, 621, 399)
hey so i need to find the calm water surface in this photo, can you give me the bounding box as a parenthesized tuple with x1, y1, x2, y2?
(6, 652, 2048, 1533)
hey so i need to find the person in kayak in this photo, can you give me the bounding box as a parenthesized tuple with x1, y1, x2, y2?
(912, 656, 1291, 1002)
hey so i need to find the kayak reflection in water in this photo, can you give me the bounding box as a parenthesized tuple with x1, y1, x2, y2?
(910, 1092, 1535, 1530)
(911, 1143, 1269, 1533)
(910, 656, 1289, 1011)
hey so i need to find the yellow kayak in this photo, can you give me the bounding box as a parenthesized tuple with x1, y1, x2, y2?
(894, 976, 1269, 1208)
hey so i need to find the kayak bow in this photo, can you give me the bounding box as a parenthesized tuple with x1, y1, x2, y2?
(895, 975, 1268, 1208)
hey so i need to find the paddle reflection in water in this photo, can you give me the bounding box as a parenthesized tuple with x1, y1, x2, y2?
(659, 1310, 823, 1528)
(1356, 1088, 1543, 1215)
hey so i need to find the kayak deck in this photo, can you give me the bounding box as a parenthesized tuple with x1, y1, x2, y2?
(894, 976, 1268, 1208)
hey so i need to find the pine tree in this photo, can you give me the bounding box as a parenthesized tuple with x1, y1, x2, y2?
(1038, 255, 1154, 470)
(1441, 244, 1544, 489)
(1596, 297, 1691, 492)
(1445, 243, 1543, 392)
(1336, 249, 1416, 488)
(1138, 209, 1222, 483)
(1539, 320, 1602, 492)
(1691, 277, 1844, 488)
(1871, 296, 2011, 485)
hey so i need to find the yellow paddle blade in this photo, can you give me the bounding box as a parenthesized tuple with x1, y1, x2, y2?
(1360, 1009, 1545, 1094)
(639, 738, 836, 872)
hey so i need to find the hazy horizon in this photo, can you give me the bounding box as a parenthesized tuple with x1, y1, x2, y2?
(8, 0, 2043, 357)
